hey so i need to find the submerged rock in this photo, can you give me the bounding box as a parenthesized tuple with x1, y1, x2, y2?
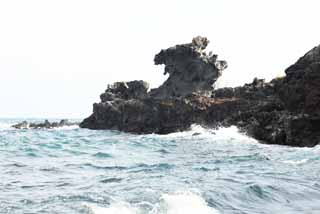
(81, 37, 320, 147)
(12, 119, 79, 129)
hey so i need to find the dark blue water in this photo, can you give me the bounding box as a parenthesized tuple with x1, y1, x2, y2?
(1, 119, 320, 214)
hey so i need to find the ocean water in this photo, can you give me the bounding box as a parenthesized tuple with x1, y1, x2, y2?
(1, 119, 320, 214)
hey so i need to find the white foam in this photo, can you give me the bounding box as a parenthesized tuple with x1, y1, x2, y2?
(86, 202, 137, 214)
(156, 124, 258, 145)
(282, 158, 309, 165)
(85, 191, 220, 214)
(164, 124, 214, 138)
(0, 122, 14, 130)
(158, 191, 220, 214)
(308, 144, 320, 153)
(51, 125, 79, 131)
(209, 125, 257, 143)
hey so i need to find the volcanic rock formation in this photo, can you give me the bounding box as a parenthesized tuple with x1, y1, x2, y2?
(80, 36, 229, 133)
(214, 44, 320, 147)
(150, 36, 227, 98)
(12, 119, 79, 129)
(80, 37, 320, 147)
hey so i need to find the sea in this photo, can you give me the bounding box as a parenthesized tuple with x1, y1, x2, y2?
(1, 118, 320, 214)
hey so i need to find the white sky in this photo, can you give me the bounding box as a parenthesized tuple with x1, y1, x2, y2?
(0, 0, 320, 118)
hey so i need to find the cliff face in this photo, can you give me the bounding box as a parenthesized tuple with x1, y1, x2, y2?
(272, 45, 320, 146)
(80, 38, 320, 147)
(215, 45, 320, 147)
(280, 45, 320, 115)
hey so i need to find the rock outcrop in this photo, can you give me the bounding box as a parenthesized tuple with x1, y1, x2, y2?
(80, 36, 228, 134)
(81, 37, 320, 147)
(100, 80, 149, 102)
(150, 36, 227, 98)
(12, 119, 79, 129)
(215, 44, 320, 147)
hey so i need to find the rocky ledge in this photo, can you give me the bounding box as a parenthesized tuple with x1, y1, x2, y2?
(13, 119, 79, 129)
(81, 36, 320, 147)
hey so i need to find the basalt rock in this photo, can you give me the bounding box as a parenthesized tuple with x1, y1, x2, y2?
(81, 38, 320, 147)
(149, 36, 227, 98)
(12, 119, 79, 129)
(221, 44, 320, 147)
(279, 45, 320, 115)
(100, 80, 149, 102)
(80, 37, 229, 133)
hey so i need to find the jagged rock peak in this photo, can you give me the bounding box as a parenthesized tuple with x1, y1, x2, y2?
(150, 36, 228, 98)
(191, 36, 209, 49)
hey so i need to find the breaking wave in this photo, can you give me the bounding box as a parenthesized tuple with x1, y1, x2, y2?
(86, 191, 219, 214)
(1, 118, 320, 213)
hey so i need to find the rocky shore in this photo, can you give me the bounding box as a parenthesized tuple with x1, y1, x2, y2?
(80, 36, 319, 147)
(13, 119, 79, 129)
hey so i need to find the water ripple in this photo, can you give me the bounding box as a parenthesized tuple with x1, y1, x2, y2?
(0, 120, 320, 213)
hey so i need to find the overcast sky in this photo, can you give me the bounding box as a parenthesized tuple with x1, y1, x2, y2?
(0, 0, 320, 118)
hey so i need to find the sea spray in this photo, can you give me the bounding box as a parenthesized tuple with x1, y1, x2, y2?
(158, 191, 220, 214)
(85, 191, 219, 214)
(1, 119, 320, 213)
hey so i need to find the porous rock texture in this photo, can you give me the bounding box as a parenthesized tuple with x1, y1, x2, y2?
(80, 36, 229, 134)
(217, 44, 320, 147)
(150, 36, 227, 98)
(81, 37, 320, 147)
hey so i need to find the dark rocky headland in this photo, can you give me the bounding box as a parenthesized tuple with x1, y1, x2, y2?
(78, 36, 320, 147)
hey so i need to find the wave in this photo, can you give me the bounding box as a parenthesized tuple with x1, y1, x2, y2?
(87, 202, 136, 214)
(85, 191, 220, 214)
(0, 122, 14, 131)
(158, 191, 220, 214)
(282, 158, 309, 165)
(151, 124, 258, 145)
(50, 125, 79, 131)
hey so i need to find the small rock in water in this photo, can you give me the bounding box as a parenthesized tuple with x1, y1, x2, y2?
(12, 121, 29, 129)
(12, 119, 79, 129)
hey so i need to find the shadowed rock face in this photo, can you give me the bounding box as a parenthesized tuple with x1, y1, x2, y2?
(279, 45, 320, 115)
(80, 38, 320, 147)
(215, 45, 320, 147)
(150, 36, 227, 98)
